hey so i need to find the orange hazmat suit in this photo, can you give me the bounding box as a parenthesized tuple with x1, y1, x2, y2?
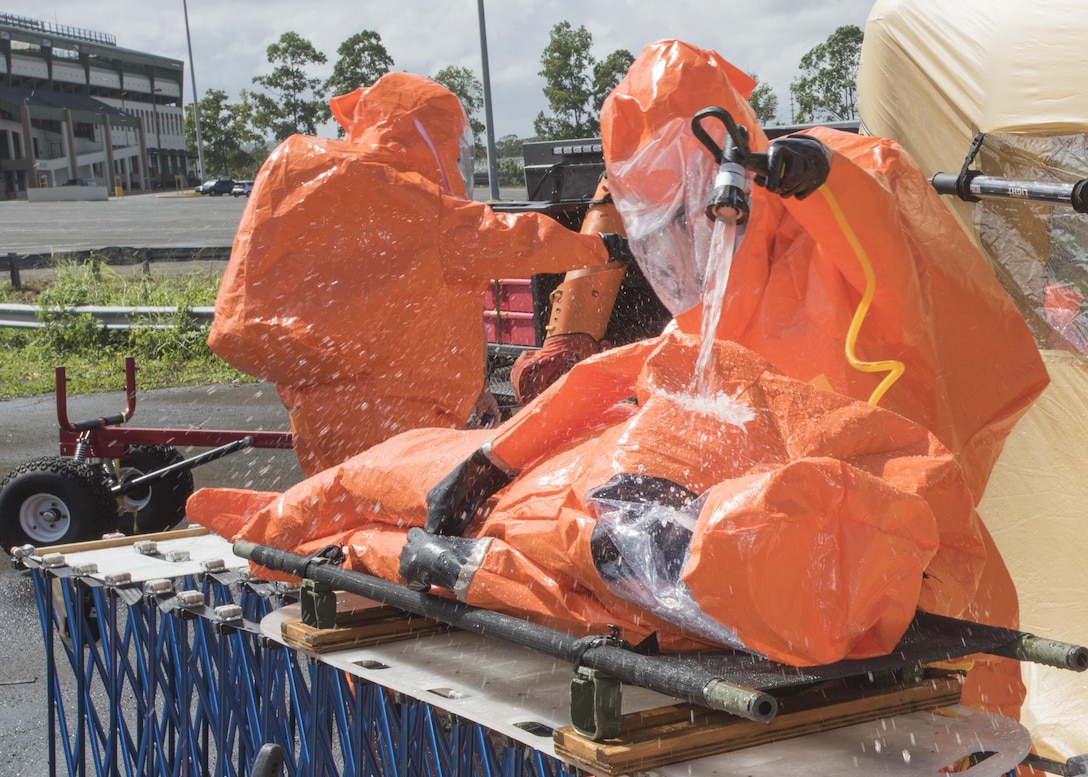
(209, 72, 609, 476)
(600, 39, 1049, 716)
(190, 332, 972, 662)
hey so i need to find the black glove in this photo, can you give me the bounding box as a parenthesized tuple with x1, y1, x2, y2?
(425, 447, 514, 536)
(399, 527, 490, 593)
(754, 135, 832, 200)
(599, 232, 633, 265)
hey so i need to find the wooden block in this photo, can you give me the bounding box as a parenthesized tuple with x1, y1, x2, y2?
(553, 674, 963, 776)
(281, 604, 449, 653)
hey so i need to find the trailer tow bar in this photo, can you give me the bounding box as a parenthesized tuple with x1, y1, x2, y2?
(112, 436, 255, 497)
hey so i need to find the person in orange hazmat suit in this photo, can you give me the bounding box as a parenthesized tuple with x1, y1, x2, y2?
(187, 41, 1049, 719)
(592, 40, 1050, 717)
(471, 37, 1047, 715)
(191, 333, 975, 659)
(508, 173, 629, 405)
(208, 71, 623, 477)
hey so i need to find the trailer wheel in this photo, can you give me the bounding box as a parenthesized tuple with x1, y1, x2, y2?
(0, 457, 119, 551)
(115, 445, 194, 535)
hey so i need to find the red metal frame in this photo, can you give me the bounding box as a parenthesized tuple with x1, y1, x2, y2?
(56, 357, 294, 459)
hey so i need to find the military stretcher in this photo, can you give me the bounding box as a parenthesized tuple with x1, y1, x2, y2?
(13, 530, 1088, 777)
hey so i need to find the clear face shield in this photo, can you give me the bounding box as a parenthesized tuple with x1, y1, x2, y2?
(608, 117, 730, 315)
(411, 110, 474, 198)
(458, 118, 475, 196)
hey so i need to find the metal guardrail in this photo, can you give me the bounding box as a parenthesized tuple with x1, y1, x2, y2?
(4, 247, 232, 290)
(0, 304, 214, 329)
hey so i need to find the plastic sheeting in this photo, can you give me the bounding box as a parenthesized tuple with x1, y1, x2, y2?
(859, 1, 1088, 756)
(210, 72, 608, 476)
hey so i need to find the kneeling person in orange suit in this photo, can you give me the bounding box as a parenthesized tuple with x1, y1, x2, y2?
(210, 71, 625, 476)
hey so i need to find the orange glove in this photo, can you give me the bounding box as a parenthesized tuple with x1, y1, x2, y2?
(510, 332, 602, 404)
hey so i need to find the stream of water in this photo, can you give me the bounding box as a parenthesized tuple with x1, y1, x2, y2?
(692, 216, 739, 397)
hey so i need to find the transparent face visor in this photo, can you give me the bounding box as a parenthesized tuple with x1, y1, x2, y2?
(609, 118, 722, 315)
(458, 120, 475, 196)
(412, 113, 473, 198)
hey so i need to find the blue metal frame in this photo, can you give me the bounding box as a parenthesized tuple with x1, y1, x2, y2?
(27, 562, 585, 777)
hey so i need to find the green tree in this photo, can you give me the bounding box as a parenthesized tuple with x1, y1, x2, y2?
(590, 49, 634, 114)
(235, 89, 271, 172)
(497, 157, 523, 187)
(324, 30, 394, 99)
(534, 21, 596, 139)
(184, 88, 264, 179)
(432, 65, 485, 149)
(494, 134, 524, 158)
(748, 77, 780, 126)
(249, 31, 328, 142)
(789, 25, 863, 123)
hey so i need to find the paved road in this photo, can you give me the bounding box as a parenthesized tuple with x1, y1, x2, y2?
(0, 192, 249, 253)
(0, 186, 528, 255)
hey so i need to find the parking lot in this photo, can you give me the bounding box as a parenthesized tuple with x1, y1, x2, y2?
(0, 191, 248, 255)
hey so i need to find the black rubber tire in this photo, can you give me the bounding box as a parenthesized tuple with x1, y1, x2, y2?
(0, 456, 119, 551)
(115, 445, 194, 535)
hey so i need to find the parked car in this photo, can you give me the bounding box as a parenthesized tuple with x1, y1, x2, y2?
(64, 178, 101, 186)
(231, 180, 254, 198)
(196, 177, 235, 196)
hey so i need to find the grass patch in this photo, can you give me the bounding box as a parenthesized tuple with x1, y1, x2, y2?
(0, 259, 254, 400)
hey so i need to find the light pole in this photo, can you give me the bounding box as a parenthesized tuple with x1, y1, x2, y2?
(183, 0, 206, 181)
(476, 0, 500, 200)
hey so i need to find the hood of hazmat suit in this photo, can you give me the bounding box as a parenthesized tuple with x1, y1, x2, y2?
(600, 40, 762, 315)
(209, 72, 608, 476)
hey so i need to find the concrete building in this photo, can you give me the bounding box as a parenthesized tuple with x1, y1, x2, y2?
(0, 12, 188, 199)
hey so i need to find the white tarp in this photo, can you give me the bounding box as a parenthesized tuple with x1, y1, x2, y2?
(860, 0, 1088, 759)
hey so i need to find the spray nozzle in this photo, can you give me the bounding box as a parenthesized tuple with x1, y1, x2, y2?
(692, 107, 753, 224)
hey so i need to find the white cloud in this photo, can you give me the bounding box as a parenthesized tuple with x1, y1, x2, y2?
(3, 0, 874, 137)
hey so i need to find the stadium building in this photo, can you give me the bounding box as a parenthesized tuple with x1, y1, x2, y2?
(0, 12, 188, 198)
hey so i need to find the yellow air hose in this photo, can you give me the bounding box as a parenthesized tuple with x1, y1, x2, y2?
(817, 186, 905, 406)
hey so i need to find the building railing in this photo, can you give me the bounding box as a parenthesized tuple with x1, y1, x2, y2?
(0, 12, 117, 46)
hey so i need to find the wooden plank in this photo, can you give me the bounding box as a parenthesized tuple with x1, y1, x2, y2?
(553, 675, 963, 776)
(37, 526, 210, 555)
(280, 604, 449, 653)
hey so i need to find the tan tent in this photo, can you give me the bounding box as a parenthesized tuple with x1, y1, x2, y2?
(859, 0, 1088, 759)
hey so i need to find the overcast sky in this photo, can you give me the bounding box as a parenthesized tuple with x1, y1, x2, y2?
(3, 0, 875, 139)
